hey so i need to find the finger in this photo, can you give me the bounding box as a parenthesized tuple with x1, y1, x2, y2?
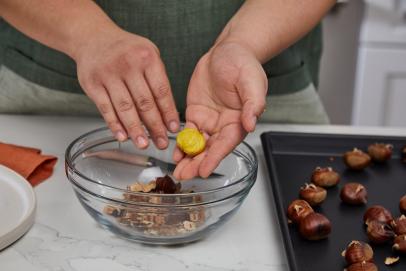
(126, 75, 168, 149)
(179, 152, 206, 180)
(104, 79, 149, 149)
(173, 156, 192, 180)
(145, 60, 180, 133)
(199, 124, 246, 178)
(88, 86, 127, 142)
(238, 65, 268, 132)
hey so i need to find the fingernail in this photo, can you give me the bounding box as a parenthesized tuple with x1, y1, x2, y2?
(157, 137, 167, 148)
(136, 136, 148, 148)
(116, 131, 127, 142)
(169, 121, 179, 132)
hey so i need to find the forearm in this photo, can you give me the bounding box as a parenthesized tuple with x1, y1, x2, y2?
(216, 0, 336, 63)
(0, 0, 120, 59)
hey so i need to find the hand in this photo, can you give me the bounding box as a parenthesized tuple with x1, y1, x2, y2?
(74, 28, 179, 149)
(173, 42, 268, 179)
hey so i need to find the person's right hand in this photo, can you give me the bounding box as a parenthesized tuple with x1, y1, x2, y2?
(73, 28, 179, 149)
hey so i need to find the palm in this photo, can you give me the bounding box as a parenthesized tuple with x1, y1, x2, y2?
(173, 43, 267, 179)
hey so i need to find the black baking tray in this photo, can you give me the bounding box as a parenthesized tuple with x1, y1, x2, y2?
(261, 131, 406, 271)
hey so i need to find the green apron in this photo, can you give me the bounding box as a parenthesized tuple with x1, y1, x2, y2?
(0, 0, 322, 120)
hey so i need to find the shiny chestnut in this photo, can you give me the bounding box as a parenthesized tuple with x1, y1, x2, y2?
(393, 234, 406, 254)
(367, 143, 393, 162)
(340, 183, 367, 205)
(363, 205, 393, 225)
(343, 241, 374, 265)
(391, 215, 406, 235)
(311, 167, 340, 187)
(343, 148, 371, 170)
(366, 220, 395, 244)
(401, 145, 406, 163)
(287, 199, 314, 224)
(400, 194, 406, 215)
(298, 212, 331, 240)
(346, 261, 378, 271)
(299, 183, 327, 206)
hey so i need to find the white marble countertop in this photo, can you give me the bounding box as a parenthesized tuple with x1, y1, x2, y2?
(1, 115, 406, 271)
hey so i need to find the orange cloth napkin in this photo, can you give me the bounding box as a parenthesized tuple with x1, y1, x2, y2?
(0, 142, 57, 186)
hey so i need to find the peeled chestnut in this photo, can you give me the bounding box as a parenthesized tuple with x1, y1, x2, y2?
(299, 183, 327, 206)
(391, 215, 406, 235)
(311, 167, 340, 187)
(363, 205, 393, 225)
(400, 194, 406, 215)
(346, 261, 378, 271)
(367, 143, 393, 162)
(343, 148, 371, 170)
(287, 199, 314, 224)
(298, 212, 331, 240)
(343, 241, 374, 265)
(393, 234, 406, 253)
(340, 183, 367, 205)
(366, 220, 395, 244)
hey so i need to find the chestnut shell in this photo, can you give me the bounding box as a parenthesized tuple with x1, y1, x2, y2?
(391, 215, 406, 235)
(155, 175, 177, 194)
(344, 241, 374, 265)
(343, 149, 371, 170)
(311, 167, 340, 187)
(298, 212, 331, 240)
(299, 184, 327, 206)
(366, 220, 395, 244)
(340, 183, 367, 205)
(400, 194, 406, 215)
(393, 234, 406, 253)
(287, 199, 314, 224)
(346, 261, 378, 271)
(363, 205, 393, 225)
(367, 143, 392, 162)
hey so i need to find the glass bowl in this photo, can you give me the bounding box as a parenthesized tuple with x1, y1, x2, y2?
(65, 127, 257, 245)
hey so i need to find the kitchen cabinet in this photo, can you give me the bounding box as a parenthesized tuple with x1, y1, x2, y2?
(352, 0, 406, 126)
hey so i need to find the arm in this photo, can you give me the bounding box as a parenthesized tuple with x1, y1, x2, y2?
(0, 0, 180, 149)
(174, 0, 335, 179)
(216, 0, 336, 63)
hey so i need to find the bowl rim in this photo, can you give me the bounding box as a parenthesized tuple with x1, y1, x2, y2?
(65, 126, 258, 197)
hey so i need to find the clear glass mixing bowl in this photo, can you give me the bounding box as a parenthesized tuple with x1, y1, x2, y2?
(65, 127, 257, 245)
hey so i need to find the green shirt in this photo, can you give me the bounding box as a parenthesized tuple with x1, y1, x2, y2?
(0, 0, 322, 117)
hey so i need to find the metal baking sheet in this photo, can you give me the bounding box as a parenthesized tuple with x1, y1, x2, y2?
(261, 131, 406, 271)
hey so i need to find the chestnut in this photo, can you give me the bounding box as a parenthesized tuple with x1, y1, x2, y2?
(363, 205, 393, 225)
(340, 183, 367, 205)
(401, 145, 406, 163)
(346, 261, 378, 271)
(400, 194, 406, 215)
(299, 183, 327, 206)
(391, 215, 406, 235)
(311, 167, 340, 187)
(343, 148, 371, 170)
(366, 220, 395, 244)
(298, 212, 331, 240)
(393, 234, 406, 254)
(287, 199, 314, 224)
(367, 143, 392, 162)
(342, 241, 373, 265)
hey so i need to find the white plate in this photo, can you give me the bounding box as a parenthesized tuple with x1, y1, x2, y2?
(0, 165, 36, 250)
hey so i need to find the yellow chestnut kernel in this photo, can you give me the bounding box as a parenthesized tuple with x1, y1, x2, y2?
(176, 128, 206, 156)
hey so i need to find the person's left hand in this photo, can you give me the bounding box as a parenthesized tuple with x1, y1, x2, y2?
(173, 42, 268, 179)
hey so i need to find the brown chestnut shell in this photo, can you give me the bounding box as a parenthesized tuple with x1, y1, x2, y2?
(311, 167, 340, 187)
(400, 194, 406, 215)
(343, 148, 371, 170)
(366, 220, 395, 244)
(298, 212, 331, 241)
(299, 183, 327, 206)
(363, 205, 393, 225)
(367, 143, 392, 162)
(343, 241, 374, 265)
(287, 199, 314, 224)
(391, 215, 406, 235)
(346, 261, 378, 271)
(340, 183, 367, 205)
(393, 234, 406, 253)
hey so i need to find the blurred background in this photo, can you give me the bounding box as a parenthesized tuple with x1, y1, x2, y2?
(319, 0, 406, 127)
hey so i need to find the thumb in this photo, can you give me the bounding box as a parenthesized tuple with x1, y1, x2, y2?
(238, 64, 268, 132)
